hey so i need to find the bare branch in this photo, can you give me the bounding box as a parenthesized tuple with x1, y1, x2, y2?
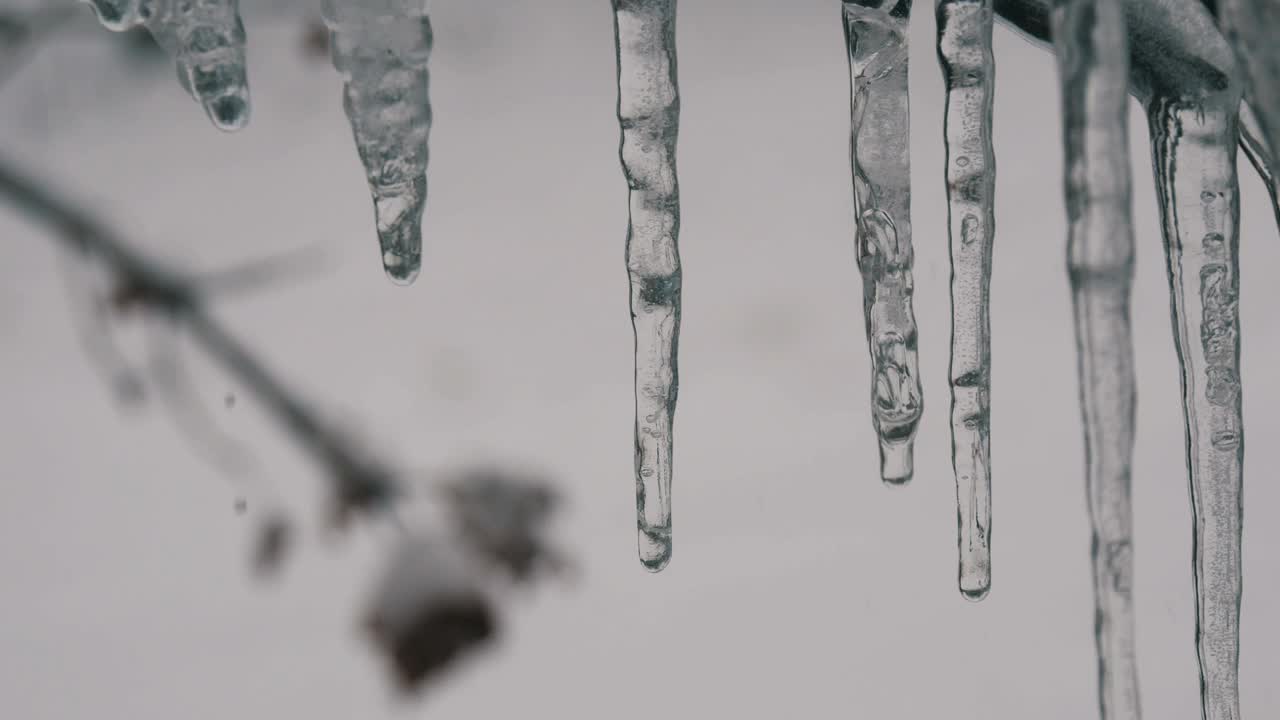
(0, 154, 399, 522)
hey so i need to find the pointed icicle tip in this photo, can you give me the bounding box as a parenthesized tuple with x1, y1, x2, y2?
(880, 440, 913, 485)
(204, 93, 250, 132)
(381, 248, 421, 286)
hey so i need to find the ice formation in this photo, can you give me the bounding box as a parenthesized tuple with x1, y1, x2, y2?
(68, 0, 1280, 715)
(843, 0, 922, 486)
(81, 0, 250, 130)
(1048, 0, 1140, 716)
(322, 0, 433, 285)
(999, 0, 1246, 717)
(611, 0, 682, 571)
(937, 0, 996, 601)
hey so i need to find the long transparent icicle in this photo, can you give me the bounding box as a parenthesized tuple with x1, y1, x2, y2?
(1049, 0, 1141, 716)
(936, 0, 995, 600)
(612, 0, 682, 572)
(843, 0, 921, 485)
(1148, 90, 1244, 720)
(322, 0, 433, 285)
(82, 0, 250, 131)
(1239, 102, 1280, 234)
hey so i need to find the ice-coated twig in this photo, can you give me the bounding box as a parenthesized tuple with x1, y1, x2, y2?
(611, 0, 682, 572)
(81, 0, 251, 131)
(936, 0, 995, 600)
(1239, 101, 1280, 235)
(1149, 91, 1244, 720)
(1217, 0, 1280, 167)
(843, 0, 921, 485)
(1049, 0, 1141, 716)
(322, 0, 433, 285)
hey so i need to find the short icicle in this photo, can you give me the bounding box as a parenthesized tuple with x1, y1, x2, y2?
(842, 0, 922, 485)
(1147, 67, 1245, 720)
(322, 0, 433, 285)
(936, 0, 996, 600)
(82, 0, 250, 131)
(1049, 0, 1141, 717)
(611, 0, 682, 572)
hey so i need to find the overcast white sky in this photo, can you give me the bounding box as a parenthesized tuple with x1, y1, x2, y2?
(1, 2, 1278, 719)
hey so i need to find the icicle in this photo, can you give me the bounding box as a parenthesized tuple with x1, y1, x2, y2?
(843, 0, 921, 485)
(1049, 0, 1141, 717)
(611, 0, 682, 572)
(936, 0, 995, 600)
(1218, 0, 1280, 166)
(322, 0, 433, 285)
(1239, 102, 1280, 234)
(1148, 90, 1244, 720)
(82, 0, 250, 131)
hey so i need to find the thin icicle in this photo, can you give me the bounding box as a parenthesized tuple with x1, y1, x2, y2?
(1049, 0, 1141, 717)
(1148, 89, 1244, 720)
(612, 0, 682, 571)
(843, 0, 921, 485)
(82, 0, 250, 131)
(1239, 101, 1280, 234)
(936, 0, 995, 600)
(322, 0, 433, 285)
(1218, 0, 1280, 164)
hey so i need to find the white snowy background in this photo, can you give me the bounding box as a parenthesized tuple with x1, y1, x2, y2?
(1, 2, 1278, 719)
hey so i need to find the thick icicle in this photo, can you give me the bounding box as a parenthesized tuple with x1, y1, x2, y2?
(843, 0, 922, 485)
(1239, 102, 1280, 234)
(612, 0, 682, 571)
(322, 0, 433, 285)
(936, 0, 995, 600)
(82, 0, 250, 131)
(1049, 0, 1141, 717)
(1149, 92, 1244, 720)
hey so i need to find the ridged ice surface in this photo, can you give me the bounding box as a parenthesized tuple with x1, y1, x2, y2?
(322, 0, 433, 285)
(82, 0, 250, 131)
(842, 0, 920, 485)
(1150, 93, 1244, 720)
(1049, 0, 1141, 716)
(936, 0, 995, 600)
(612, 0, 682, 571)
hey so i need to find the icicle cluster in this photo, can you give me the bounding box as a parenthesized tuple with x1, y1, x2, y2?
(72, 1, 1280, 716)
(611, 0, 683, 572)
(322, 0, 433, 285)
(81, 0, 250, 131)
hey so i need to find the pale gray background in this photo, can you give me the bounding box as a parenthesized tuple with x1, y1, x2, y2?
(1, 2, 1278, 718)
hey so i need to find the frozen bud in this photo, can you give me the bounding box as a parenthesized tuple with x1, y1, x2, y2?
(444, 468, 561, 580)
(251, 512, 291, 578)
(363, 534, 498, 693)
